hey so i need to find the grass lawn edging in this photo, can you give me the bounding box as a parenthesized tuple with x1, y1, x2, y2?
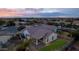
(39, 39, 69, 51)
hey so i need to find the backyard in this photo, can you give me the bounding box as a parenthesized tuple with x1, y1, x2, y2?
(40, 39, 68, 51)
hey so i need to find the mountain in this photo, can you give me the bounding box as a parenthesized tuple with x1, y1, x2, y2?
(37, 12, 68, 17)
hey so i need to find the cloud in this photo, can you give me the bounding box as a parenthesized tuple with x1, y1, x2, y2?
(0, 8, 79, 17)
(38, 8, 60, 13)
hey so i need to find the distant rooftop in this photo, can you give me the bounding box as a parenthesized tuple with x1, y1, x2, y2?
(0, 26, 18, 35)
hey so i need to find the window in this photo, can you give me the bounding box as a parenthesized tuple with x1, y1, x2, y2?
(52, 37, 53, 40)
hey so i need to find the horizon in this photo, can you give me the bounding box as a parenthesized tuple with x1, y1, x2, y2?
(0, 8, 79, 17)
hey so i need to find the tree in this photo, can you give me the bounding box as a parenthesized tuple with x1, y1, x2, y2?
(0, 20, 6, 25)
(7, 21, 15, 26)
(16, 39, 32, 51)
(71, 30, 79, 41)
(47, 21, 56, 25)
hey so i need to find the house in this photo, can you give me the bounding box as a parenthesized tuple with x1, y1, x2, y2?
(20, 24, 58, 45)
(0, 35, 12, 47)
(0, 26, 18, 47)
(73, 20, 79, 25)
(0, 26, 18, 35)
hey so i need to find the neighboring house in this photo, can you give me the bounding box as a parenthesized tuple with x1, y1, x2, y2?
(0, 35, 12, 46)
(20, 24, 58, 45)
(0, 26, 18, 35)
(0, 26, 18, 47)
(15, 21, 26, 26)
(73, 20, 79, 25)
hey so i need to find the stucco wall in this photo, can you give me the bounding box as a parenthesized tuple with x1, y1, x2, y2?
(45, 33, 57, 43)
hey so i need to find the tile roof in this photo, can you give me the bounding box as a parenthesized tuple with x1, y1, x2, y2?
(0, 26, 18, 35)
(21, 24, 57, 39)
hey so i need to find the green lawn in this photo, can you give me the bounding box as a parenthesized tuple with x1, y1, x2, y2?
(40, 39, 67, 51)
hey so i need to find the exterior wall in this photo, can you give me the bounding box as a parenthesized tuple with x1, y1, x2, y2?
(0, 36, 12, 44)
(26, 36, 31, 40)
(44, 38, 48, 44)
(20, 30, 31, 40)
(45, 33, 57, 44)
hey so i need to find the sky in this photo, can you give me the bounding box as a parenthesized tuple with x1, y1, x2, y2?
(0, 8, 79, 17)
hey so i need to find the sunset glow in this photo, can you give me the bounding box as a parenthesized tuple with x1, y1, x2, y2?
(0, 8, 79, 17)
